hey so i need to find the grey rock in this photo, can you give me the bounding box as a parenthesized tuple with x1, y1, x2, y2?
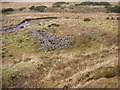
(31, 28, 73, 51)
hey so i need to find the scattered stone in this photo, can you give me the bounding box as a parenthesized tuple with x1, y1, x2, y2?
(31, 28, 73, 51)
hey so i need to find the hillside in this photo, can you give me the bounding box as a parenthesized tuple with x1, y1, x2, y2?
(1, 2, 119, 89)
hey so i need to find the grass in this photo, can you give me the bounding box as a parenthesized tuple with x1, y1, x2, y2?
(2, 29, 40, 60)
(78, 72, 91, 81)
(75, 66, 118, 88)
(84, 76, 118, 88)
(91, 66, 117, 79)
(2, 11, 118, 88)
(2, 68, 15, 86)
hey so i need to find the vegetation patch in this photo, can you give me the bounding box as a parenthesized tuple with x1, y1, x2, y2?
(19, 7, 26, 11)
(52, 2, 68, 8)
(106, 5, 120, 13)
(89, 66, 117, 80)
(75, 2, 111, 6)
(29, 5, 47, 12)
(48, 23, 60, 28)
(83, 18, 91, 22)
(2, 8, 14, 14)
(78, 72, 91, 81)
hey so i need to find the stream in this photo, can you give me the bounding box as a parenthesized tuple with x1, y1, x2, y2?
(1, 17, 57, 32)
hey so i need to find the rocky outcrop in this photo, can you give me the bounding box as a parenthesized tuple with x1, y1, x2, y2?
(31, 28, 73, 51)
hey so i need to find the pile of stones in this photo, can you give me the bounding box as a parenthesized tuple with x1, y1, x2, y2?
(31, 28, 73, 51)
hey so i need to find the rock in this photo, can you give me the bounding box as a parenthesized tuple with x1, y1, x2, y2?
(31, 28, 73, 51)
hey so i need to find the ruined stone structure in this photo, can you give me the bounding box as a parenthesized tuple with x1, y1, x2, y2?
(31, 28, 73, 51)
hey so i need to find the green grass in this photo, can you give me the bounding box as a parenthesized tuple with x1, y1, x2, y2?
(2, 68, 14, 84)
(2, 29, 40, 59)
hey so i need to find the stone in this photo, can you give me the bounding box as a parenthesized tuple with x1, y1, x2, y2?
(31, 28, 73, 51)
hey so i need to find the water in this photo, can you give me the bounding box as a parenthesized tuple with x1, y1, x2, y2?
(0, 21, 30, 32)
(0, 17, 57, 33)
